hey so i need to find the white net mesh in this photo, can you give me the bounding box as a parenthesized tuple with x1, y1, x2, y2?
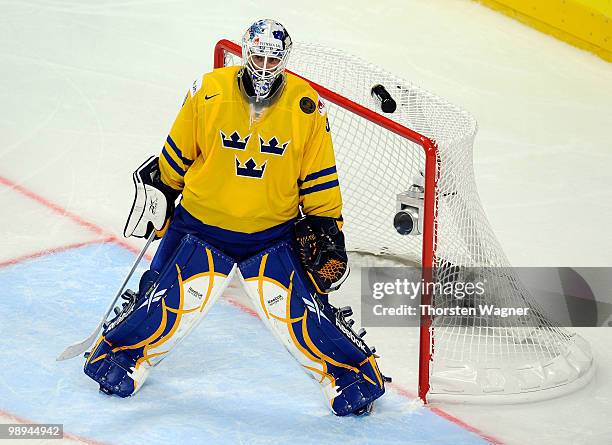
(221, 42, 594, 401)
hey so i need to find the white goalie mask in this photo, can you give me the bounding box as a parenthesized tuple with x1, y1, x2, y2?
(241, 19, 292, 101)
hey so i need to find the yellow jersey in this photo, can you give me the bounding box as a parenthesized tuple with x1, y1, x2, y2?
(158, 66, 342, 234)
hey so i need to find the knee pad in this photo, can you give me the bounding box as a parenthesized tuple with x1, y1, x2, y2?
(238, 241, 388, 416)
(84, 234, 236, 397)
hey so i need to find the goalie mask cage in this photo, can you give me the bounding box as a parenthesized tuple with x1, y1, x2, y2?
(214, 40, 594, 403)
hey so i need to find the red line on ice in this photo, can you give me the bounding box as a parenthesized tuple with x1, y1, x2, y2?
(0, 237, 114, 269)
(225, 295, 260, 318)
(388, 383, 504, 445)
(0, 174, 504, 445)
(0, 176, 106, 236)
(0, 175, 152, 261)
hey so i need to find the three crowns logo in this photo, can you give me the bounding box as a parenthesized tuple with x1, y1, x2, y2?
(235, 156, 267, 179)
(259, 136, 290, 156)
(221, 131, 250, 150)
(221, 130, 290, 179)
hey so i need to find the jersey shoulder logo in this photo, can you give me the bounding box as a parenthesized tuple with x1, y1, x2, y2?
(300, 97, 316, 114)
(205, 93, 220, 100)
(191, 76, 203, 97)
(259, 136, 290, 156)
(220, 131, 251, 150)
(317, 96, 327, 116)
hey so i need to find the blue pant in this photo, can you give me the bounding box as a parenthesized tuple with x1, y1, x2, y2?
(150, 205, 296, 272)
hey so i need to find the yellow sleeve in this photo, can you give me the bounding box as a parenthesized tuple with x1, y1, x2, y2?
(299, 98, 343, 219)
(158, 88, 200, 191)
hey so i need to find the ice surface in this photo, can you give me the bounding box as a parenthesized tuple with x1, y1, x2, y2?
(0, 0, 611, 444)
(0, 245, 487, 445)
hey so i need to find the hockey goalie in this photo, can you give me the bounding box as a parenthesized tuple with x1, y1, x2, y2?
(82, 19, 388, 416)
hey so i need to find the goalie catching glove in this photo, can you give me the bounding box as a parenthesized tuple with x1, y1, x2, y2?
(294, 215, 350, 293)
(124, 156, 181, 239)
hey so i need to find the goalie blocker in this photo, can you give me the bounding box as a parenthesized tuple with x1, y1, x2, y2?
(84, 234, 388, 416)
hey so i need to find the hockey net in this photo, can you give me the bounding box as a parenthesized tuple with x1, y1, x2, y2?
(214, 40, 594, 403)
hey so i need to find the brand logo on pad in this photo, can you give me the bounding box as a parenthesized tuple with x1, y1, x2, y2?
(221, 131, 251, 150)
(267, 295, 283, 306)
(187, 287, 203, 300)
(335, 317, 368, 354)
(235, 156, 267, 179)
(303, 294, 330, 324)
(137, 285, 168, 313)
(259, 136, 290, 156)
(149, 196, 159, 215)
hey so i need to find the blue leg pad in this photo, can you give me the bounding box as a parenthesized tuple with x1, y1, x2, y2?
(84, 234, 236, 397)
(238, 241, 387, 416)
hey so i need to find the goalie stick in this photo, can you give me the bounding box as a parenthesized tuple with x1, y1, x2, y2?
(56, 232, 155, 361)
